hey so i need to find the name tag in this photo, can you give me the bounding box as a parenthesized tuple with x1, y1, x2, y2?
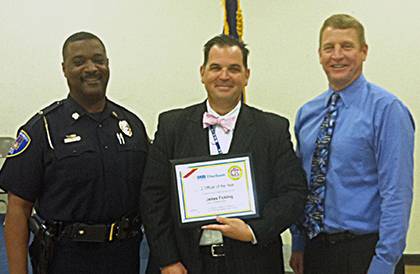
(64, 134, 82, 144)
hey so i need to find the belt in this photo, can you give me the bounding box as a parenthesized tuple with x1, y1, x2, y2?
(57, 215, 141, 242)
(200, 243, 225, 257)
(311, 231, 378, 245)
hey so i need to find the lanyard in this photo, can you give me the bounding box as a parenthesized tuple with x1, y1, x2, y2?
(209, 126, 223, 155)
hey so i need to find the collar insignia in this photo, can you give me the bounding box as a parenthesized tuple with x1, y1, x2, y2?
(72, 112, 80, 120)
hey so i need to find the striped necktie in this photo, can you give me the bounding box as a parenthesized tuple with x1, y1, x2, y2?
(304, 92, 340, 239)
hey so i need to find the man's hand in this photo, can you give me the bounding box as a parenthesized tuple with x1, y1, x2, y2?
(289, 251, 304, 274)
(201, 216, 253, 242)
(161, 262, 187, 274)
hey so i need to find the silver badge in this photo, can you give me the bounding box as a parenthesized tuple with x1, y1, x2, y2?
(72, 112, 80, 120)
(119, 120, 133, 137)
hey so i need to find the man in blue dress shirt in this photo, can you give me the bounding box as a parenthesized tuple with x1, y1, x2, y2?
(289, 14, 415, 274)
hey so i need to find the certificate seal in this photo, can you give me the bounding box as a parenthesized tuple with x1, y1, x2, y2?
(227, 165, 242, 181)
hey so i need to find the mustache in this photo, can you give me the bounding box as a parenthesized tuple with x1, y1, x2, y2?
(81, 71, 101, 80)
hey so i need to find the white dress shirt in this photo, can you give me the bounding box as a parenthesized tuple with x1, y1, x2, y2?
(200, 101, 256, 245)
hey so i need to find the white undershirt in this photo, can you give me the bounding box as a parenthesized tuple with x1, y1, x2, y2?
(206, 100, 241, 155)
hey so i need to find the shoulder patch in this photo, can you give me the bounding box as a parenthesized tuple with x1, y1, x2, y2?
(6, 130, 31, 158)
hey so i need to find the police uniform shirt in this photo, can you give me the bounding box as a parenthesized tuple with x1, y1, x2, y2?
(0, 96, 148, 223)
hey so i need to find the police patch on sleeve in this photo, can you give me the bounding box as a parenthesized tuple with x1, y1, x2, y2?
(7, 130, 31, 158)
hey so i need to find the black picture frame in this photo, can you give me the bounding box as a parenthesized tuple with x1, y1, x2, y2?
(170, 153, 259, 228)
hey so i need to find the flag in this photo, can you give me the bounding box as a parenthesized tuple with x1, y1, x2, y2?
(222, 0, 244, 41)
(221, 0, 246, 101)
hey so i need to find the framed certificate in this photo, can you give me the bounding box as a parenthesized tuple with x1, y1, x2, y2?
(170, 153, 259, 227)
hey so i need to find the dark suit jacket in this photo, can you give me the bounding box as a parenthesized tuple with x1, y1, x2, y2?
(141, 102, 307, 274)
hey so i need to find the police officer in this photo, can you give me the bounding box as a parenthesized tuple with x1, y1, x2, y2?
(0, 31, 149, 274)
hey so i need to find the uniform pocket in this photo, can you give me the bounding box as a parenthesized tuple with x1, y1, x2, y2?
(55, 144, 96, 160)
(116, 142, 147, 182)
(53, 144, 99, 186)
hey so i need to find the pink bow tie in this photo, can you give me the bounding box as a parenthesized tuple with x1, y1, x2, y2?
(202, 112, 236, 133)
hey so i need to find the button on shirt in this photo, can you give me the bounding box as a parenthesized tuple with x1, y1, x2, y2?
(291, 75, 415, 274)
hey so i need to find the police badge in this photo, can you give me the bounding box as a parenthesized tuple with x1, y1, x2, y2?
(119, 120, 133, 137)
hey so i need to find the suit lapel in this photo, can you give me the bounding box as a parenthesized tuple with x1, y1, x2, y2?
(182, 102, 210, 157)
(229, 104, 256, 154)
(181, 102, 210, 241)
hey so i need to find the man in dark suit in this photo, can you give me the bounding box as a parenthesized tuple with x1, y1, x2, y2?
(141, 34, 307, 274)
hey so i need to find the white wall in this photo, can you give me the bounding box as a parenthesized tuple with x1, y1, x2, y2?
(0, 0, 419, 254)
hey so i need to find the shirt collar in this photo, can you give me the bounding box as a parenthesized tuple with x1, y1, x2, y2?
(65, 95, 122, 124)
(324, 74, 367, 108)
(206, 100, 241, 129)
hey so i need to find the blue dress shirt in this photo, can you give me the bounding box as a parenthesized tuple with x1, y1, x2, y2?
(291, 75, 415, 274)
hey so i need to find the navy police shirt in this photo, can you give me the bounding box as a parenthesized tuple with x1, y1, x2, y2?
(0, 96, 148, 224)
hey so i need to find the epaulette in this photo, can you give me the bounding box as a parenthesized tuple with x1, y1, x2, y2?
(39, 100, 65, 150)
(38, 99, 65, 116)
(25, 100, 65, 129)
